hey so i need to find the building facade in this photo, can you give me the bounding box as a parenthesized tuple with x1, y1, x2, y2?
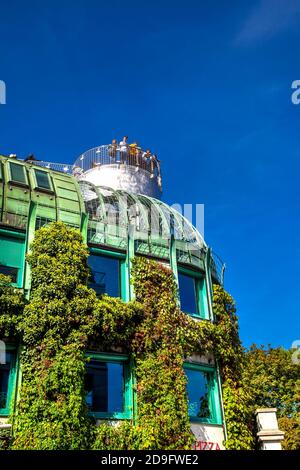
(0, 144, 226, 449)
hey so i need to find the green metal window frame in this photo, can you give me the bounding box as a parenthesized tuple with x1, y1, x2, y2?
(88, 247, 128, 301)
(85, 352, 133, 420)
(0, 229, 26, 288)
(0, 344, 18, 416)
(7, 161, 29, 186)
(184, 362, 222, 425)
(32, 168, 54, 192)
(178, 266, 209, 320)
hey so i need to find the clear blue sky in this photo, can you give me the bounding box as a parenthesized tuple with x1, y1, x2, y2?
(0, 0, 299, 349)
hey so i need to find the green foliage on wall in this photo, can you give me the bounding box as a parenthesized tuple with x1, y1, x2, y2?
(102, 259, 189, 449)
(0, 273, 25, 339)
(0, 428, 11, 450)
(92, 262, 257, 450)
(212, 285, 255, 450)
(0, 222, 258, 450)
(12, 222, 98, 449)
(0, 273, 25, 447)
(11, 222, 140, 449)
(93, 258, 217, 450)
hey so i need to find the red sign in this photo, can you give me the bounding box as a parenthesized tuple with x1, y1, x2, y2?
(193, 441, 221, 450)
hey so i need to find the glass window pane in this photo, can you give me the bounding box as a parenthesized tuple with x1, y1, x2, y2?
(34, 169, 51, 190)
(85, 360, 124, 413)
(35, 217, 54, 230)
(0, 266, 18, 283)
(178, 272, 197, 314)
(0, 236, 24, 287)
(0, 352, 12, 410)
(88, 255, 120, 297)
(9, 163, 26, 184)
(186, 368, 211, 419)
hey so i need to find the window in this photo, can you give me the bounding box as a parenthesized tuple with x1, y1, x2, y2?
(88, 254, 121, 297)
(0, 265, 18, 283)
(35, 217, 54, 231)
(85, 354, 132, 419)
(178, 269, 209, 319)
(34, 169, 51, 190)
(0, 349, 16, 416)
(178, 272, 197, 314)
(184, 363, 222, 424)
(9, 162, 27, 184)
(0, 235, 25, 287)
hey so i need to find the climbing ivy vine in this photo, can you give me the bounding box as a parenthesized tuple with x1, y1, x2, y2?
(212, 285, 254, 450)
(93, 257, 215, 450)
(0, 221, 254, 450)
(0, 273, 25, 339)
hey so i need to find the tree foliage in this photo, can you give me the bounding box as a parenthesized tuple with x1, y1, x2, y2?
(243, 345, 300, 450)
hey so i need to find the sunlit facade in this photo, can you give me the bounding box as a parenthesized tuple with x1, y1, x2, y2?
(0, 144, 226, 449)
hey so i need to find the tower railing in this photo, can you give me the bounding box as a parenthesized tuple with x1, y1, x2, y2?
(210, 251, 226, 285)
(27, 144, 162, 189)
(31, 161, 73, 174)
(73, 144, 161, 181)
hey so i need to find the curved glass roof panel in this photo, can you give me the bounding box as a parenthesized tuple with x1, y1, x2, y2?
(79, 181, 206, 250)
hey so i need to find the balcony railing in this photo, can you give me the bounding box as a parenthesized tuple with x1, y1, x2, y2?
(210, 251, 226, 285)
(28, 144, 162, 187)
(73, 144, 161, 180)
(29, 160, 73, 174)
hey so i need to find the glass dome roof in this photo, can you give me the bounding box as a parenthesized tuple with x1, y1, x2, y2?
(79, 180, 206, 250)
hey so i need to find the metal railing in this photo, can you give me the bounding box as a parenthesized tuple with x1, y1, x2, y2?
(25, 144, 162, 186)
(210, 251, 226, 285)
(73, 144, 161, 180)
(31, 161, 73, 174)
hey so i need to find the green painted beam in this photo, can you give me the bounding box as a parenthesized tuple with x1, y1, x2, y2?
(23, 201, 37, 296)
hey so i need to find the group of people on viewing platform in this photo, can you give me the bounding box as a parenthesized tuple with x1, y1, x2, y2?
(107, 136, 160, 176)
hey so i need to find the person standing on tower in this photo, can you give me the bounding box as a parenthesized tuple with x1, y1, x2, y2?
(135, 143, 142, 167)
(142, 149, 151, 171)
(119, 136, 128, 163)
(150, 153, 159, 177)
(129, 142, 137, 166)
(108, 138, 118, 163)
